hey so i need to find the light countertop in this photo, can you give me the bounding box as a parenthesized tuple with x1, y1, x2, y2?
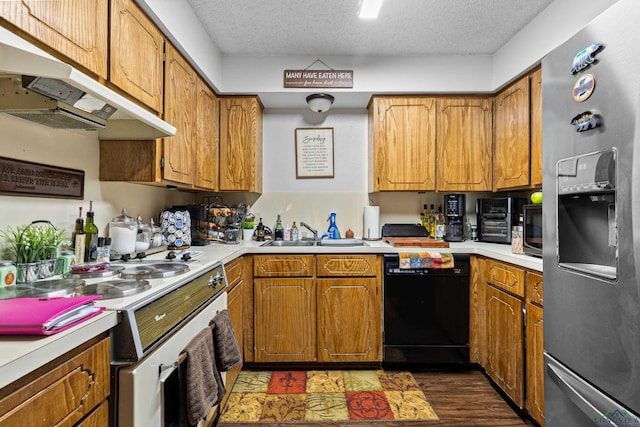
(0, 239, 541, 390)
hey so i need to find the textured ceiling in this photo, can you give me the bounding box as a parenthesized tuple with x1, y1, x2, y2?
(185, 0, 554, 56)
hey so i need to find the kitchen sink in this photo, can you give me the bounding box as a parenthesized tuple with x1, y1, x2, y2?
(317, 239, 367, 247)
(261, 239, 368, 247)
(261, 240, 316, 247)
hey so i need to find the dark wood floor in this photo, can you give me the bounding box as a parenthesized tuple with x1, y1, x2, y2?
(217, 369, 535, 427)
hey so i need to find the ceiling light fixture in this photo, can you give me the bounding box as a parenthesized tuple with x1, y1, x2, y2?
(359, 0, 384, 19)
(306, 93, 335, 113)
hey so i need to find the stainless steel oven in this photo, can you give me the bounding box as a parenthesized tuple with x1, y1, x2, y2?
(111, 262, 228, 427)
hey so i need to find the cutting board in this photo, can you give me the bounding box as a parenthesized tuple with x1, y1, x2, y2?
(384, 237, 450, 248)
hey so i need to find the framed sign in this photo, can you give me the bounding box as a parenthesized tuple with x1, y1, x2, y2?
(295, 128, 334, 179)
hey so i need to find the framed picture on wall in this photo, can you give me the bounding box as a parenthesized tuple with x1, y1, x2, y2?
(295, 128, 334, 179)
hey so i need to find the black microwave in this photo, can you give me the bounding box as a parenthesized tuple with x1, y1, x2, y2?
(523, 204, 542, 257)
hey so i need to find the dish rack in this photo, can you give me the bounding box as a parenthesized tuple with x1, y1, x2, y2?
(184, 197, 248, 245)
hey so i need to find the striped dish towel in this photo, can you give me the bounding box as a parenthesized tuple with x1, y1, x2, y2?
(399, 252, 455, 269)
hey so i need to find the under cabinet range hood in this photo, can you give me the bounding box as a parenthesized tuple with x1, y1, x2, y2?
(0, 75, 116, 130)
(0, 28, 176, 139)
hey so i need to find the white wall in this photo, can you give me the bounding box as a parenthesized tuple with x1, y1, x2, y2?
(0, 114, 197, 248)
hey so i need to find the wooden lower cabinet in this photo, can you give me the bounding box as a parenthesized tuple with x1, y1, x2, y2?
(317, 277, 380, 362)
(254, 277, 317, 362)
(471, 256, 544, 424)
(223, 258, 244, 405)
(252, 254, 382, 363)
(0, 336, 110, 427)
(525, 271, 545, 426)
(485, 284, 524, 407)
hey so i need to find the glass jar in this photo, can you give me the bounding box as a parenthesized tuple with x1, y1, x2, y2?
(149, 218, 164, 248)
(135, 215, 151, 252)
(109, 208, 137, 256)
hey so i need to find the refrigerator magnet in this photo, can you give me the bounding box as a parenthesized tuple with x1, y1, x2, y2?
(573, 74, 596, 102)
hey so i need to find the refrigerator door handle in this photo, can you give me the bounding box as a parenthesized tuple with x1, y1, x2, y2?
(547, 360, 622, 427)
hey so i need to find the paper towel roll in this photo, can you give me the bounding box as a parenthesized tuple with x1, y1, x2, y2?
(363, 206, 380, 240)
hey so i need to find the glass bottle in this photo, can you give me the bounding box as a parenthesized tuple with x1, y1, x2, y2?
(435, 205, 446, 240)
(71, 206, 83, 249)
(291, 222, 299, 241)
(83, 201, 99, 262)
(428, 204, 437, 238)
(420, 204, 429, 231)
(256, 218, 266, 241)
(274, 214, 284, 240)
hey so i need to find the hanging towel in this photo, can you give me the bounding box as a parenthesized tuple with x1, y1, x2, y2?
(211, 309, 242, 372)
(399, 252, 455, 269)
(181, 327, 225, 426)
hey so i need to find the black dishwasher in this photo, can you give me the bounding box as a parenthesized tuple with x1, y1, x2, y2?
(383, 253, 470, 366)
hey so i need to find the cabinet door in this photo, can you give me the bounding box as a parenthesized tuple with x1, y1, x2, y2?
(317, 278, 381, 362)
(469, 256, 487, 365)
(0, 337, 110, 426)
(530, 68, 543, 188)
(525, 302, 545, 426)
(163, 43, 196, 185)
(0, 1, 108, 78)
(195, 77, 219, 190)
(219, 97, 263, 192)
(485, 285, 524, 407)
(436, 97, 493, 191)
(254, 278, 316, 362)
(110, 0, 164, 113)
(223, 279, 243, 403)
(369, 96, 436, 191)
(494, 75, 530, 190)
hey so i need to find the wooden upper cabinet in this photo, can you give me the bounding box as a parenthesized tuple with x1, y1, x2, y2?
(0, 0, 108, 79)
(219, 96, 263, 192)
(195, 76, 219, 190)
(110, 0, 164, 114)
(436, 97, 493, 191)
(369, 96, 436, 191)
(530, 68, 543, 188)
(163, 43, 196, 185)
(494, 75, 531, 190)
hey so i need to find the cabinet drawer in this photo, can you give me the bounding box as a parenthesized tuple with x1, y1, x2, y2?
(0, 337, 110, 426)
(253, 255, 315, 277)
(525, 271, 543, 306)
(225, 257, 244, 288)
(316, 255, 379, 277)
(485, 259, 525, 297)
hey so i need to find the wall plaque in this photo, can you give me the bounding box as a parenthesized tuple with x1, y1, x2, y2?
(0, 156, 84, 199)
(295, 128, 334, 179)
(284, 70, 353, 88)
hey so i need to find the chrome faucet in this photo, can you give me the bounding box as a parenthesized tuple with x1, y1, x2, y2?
(300, 222, 318, 241)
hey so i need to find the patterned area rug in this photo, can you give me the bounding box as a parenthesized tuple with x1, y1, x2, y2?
(219, 370, 439, 423)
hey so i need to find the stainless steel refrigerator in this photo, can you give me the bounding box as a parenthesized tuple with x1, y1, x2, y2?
(543, 0, 640, 425)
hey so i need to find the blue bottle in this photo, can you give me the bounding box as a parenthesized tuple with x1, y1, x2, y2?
(327, 212, 340, 239)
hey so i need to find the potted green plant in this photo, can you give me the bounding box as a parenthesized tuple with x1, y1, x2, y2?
(241, 216, 256, 241)
(1, 221, 64, 282)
